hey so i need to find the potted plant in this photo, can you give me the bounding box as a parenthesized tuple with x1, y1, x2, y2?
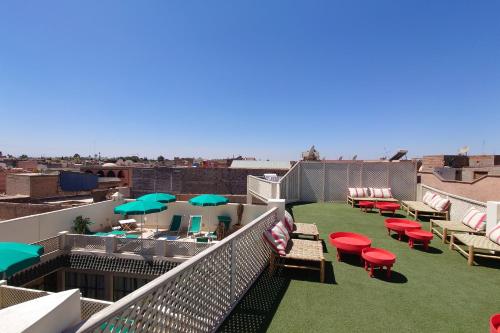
(73, 215, 93, 234)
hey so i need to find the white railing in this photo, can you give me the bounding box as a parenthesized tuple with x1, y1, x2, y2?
(0, 284, 112, 320)
(33, 235, 61, 254)
(279, 162, 300, 202)
(63, 234, 214, 258)
(419, 184, 487, 220)
(247, 175, 280, 202)
(71, 207, 278, 333)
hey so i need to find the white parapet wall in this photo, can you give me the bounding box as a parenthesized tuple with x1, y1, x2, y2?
(0, 200, 124, 243)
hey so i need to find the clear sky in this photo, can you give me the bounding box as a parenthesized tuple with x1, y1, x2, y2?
(1, 1, 499, 160)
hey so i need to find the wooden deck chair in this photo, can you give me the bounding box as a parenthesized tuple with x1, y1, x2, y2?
(450, 233, 500, 266)
(430, 219, 485, 243)
(188, 215, 203, 237)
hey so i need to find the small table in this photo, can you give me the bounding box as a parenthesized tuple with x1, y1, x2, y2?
(361, 247, 396, 279)
(329, 232, 372, 262)
(375, 202, 400, 215)
(405, 229, 434, 250)
(384, 218, 421, 240)
(358, 201, 375, 213)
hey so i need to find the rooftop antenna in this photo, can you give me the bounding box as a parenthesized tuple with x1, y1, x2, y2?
(458, 146, 469, 156)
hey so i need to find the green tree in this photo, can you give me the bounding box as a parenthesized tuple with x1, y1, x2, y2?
(157, 155, 165, 162)
(20, 154, 28, 159)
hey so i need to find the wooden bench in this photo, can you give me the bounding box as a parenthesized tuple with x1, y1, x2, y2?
(270, 239, 325, 283)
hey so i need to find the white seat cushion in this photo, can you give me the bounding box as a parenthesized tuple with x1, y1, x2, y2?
(422, 192, 437, 205)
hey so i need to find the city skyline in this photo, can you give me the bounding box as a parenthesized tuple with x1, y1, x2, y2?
(1, 1, 499, 160)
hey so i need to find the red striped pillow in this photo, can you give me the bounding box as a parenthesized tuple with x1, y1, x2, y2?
(423, 192, 436, 205)
(283, 211, 294, 232)
(432, 197, 451, 212)
(348, 188, 368, 198)
(369, 188, 393, 198)
(263, 221, 290, 255)
(462, 208, 486, 231)
(487, 224, 500, 245)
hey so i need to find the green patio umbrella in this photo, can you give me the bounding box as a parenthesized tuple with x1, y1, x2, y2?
(188, 194, 229, 207)
(137, 193, 176, 204)
(136, 193, 175, 231)
(114, 201, 167, 238)
(114, 201, 166, 215)
(189, 194, 229, 237)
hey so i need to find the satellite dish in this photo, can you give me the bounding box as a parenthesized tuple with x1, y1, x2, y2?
(352, 155, 357, 161)
(458, 146, 469, 156)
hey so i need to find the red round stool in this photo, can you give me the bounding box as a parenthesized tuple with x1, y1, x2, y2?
(329, 232, 372, 262)
(358, 201, 375, 213)
(405, 229, 434, 250)
(375, 202, 400, 215)
(361, 247, 396, 279)
(384, 218, 421, 240)
(490, 313, 500, 333)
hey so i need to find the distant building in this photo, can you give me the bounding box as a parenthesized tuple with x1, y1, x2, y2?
(81, 164, 132, 187)
(16, 160, 39, 171)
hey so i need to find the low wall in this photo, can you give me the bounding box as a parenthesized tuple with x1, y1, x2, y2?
(0, 202, 68, 221)
(0, 200, 123, 243)
(131, 167, 288, 198)
(421, 172, 500, 202)
(130, 201, 269, 232)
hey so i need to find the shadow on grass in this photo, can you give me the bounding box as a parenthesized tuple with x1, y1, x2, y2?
(369, 269, 408, 283)
(218, 262, 337, 332)
(336, 253, 364, 268)
(218, 270, 290, 333)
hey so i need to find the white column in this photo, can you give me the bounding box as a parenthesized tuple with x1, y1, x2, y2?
(267, 199, 286, 221)
(58, 231, 69, 251)
(105, 235, 117, 253)
(486, 201, 500, 233)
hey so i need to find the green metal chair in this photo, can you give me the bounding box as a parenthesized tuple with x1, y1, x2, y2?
(188, 215, 203, 237)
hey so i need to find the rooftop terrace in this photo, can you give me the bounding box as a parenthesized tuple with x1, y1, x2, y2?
(220, 203, 499, 332)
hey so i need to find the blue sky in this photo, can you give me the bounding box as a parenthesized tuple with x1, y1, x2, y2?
(1, 1, 499, 160)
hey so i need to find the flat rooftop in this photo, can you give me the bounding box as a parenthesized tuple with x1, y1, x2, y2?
(220, 203, 499, 332)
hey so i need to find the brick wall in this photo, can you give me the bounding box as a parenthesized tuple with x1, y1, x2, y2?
(6, 174, 59, 198)
(0, 202, 67, 220)
(131, 167, 288, 198)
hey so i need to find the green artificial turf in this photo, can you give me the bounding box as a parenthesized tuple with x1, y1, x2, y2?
(219, 202, 500, 333)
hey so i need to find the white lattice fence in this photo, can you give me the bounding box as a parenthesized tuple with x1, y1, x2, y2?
(72, 208, 278, 333)
(66, 235, 107, 251)
(325, 163, 348, 201)
(33, 235, 60, 254)
(165, 241, 213, 257)
(279, 162, 300, 202)
(293, 161, 417, 202)
(419, 185, 486, 220)
(115, 238, 158, 256)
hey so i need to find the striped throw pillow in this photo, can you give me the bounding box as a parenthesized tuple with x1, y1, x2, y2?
(432, 197, 451, 212)
(462, 207, 487, 231)
(422, 192, 436, 205)
(283, 210, 294, 232)
(348, 188, 368, 198)
(487, 224, 500, 245)
(263, 221, 290, 256)
(369, 188, 393, 198)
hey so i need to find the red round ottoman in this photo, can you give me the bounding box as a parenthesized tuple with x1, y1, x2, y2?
(375, 202, 400, 215)
(405, 229, 434, 250)
(329, 232, 372, 262)
(361, 247, 396, 279)
(490, 313, 500, 333)
(384, 218, 421, 240)
(358, 201, 375, 213)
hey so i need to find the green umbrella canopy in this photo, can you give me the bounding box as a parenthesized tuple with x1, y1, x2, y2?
(189, 194, 229, 207)
(114, 200, 167, 215)
(137, 193, 176, 204)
